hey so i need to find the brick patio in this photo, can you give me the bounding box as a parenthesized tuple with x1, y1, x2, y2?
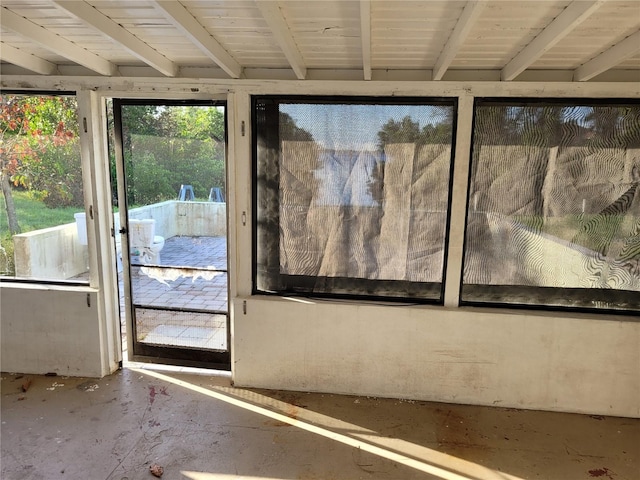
(122, 235, 229, 353)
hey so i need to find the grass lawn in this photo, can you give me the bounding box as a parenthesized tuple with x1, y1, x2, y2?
(0, 189, 83, 235)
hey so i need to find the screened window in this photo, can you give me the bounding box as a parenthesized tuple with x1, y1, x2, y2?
(462, 99, 640, 313)
(253, 96, 456, 302)
(0, 92, 88, 284)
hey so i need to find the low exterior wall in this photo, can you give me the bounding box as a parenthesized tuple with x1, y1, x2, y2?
(487, 215, 640, 290)
(13, 200, 226, 280)
(176, 201, 226, 236)
(13, 223, 88, 280)
(126, 200, 178, 238)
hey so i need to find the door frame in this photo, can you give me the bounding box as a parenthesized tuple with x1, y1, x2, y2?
(112, 98, 231, 370)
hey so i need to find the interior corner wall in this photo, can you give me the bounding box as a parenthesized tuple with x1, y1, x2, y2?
(0, 284, 111, 377)
(232, 297, 640, 418)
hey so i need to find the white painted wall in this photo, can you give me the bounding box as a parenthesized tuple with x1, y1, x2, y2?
(0, 283, 113, 377)
(13, 223, 88, 279)
(176, 201, 227, 237)
(233, 297, 640, 418)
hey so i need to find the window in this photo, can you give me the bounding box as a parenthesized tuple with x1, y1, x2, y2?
(253, 96, 457, 302)
(0, 92, 88, 283)
(462, 99, 640, 313)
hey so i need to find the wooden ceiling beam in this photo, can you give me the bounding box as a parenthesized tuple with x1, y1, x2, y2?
(433, 0, 486, 81)
(256, 0, 307, 80)
(0, 6, 117, 76)
(54, 1, 177, 77)
(153, 0, 242, 79)
(502, 0, 605, 81)
(574, 30, 640, 81)
(0, 42, 57, 75)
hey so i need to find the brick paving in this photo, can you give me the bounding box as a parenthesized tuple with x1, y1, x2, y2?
(124, 235, 229, 352)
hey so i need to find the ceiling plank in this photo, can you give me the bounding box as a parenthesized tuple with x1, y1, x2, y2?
(0, 42, 58, 75)
(0, 6, 117, 76)
(255, 0, 306, 80)
(53, 0, 177, 77)
(501, 0, 605, 81)
(574, 30, 640, 81)
(153, 0, 242, 79)
(432, 0, 486, 81)
(360, 0, 371, 81)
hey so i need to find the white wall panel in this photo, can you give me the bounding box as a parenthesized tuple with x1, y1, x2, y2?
(0, 284, 112, 377)
(233, 297, 640, 418)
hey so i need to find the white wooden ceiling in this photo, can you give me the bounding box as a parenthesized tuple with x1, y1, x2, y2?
(0, 0, 639, 82)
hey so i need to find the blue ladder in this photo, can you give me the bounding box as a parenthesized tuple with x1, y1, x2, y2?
(178, 184, 195, 201)
(208, 187, 225, 202)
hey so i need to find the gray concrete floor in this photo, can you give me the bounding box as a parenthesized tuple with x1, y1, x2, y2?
(1, 366, 638, 480)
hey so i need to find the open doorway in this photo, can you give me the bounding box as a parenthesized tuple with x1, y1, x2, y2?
(109, 99, 230, 370)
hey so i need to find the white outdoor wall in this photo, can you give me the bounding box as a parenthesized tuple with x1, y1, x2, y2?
(176, 201, 226, 237)
(233, 297, 640, 418)
(13, 223, 88, 280)
(126, 200, 178, 238)
(0, 283, 112, 377)
(125, 201, 226, 237)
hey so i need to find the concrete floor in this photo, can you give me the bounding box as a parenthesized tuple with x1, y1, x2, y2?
(1, 366, 638, 480)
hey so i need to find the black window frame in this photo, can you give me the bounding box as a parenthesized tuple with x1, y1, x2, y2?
(460, 97, 640, 316)
(251, 94, 459, 304)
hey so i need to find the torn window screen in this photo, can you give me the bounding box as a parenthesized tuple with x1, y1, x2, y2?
(254, 97, 456, 302)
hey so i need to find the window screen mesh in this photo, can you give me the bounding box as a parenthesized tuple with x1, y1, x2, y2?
(254, 97, 456, 301)
(462, 101, 640, 312)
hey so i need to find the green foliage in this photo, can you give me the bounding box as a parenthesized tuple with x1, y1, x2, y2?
(126, 134, 225, 205)
(116, 105, 227, 206)
(0, 189, 82, 276)
(1, 94, 79, 237)
(173, 106, 225, 141)
(127, 151, 175, 204)
(0, 189, 80, 233)
(22, 140, 83, 208)
(24, 96, 78, 137)
(377, 112, 453, 151)
(280, 112, 314, 141)
(0, 234, 14, 275)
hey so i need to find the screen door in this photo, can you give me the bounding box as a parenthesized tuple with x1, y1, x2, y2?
(112, 99, 230, 369)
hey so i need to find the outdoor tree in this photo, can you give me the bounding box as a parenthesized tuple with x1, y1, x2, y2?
(377, 110, 453, 151)
(116, 104, 227, 205)
(0, 94, 77, 235)
(279, 112, 314, 141)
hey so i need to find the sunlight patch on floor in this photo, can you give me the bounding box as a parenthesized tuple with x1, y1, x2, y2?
(135, 368, 523, 480)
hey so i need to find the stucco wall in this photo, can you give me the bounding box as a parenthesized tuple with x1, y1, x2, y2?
(13, 223, 88, 279)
